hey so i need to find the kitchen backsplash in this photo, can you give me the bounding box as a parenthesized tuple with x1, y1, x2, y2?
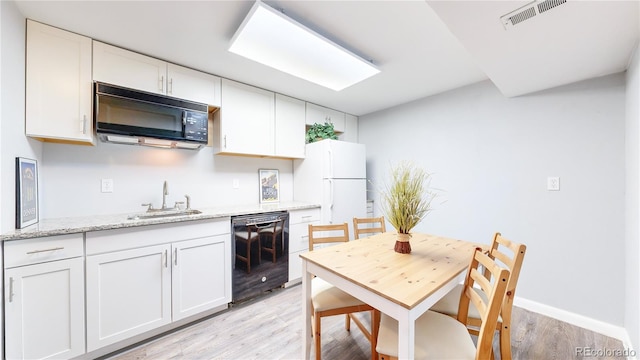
(39, 141, 293, 218)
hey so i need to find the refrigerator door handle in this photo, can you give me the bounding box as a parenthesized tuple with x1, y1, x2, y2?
(327, 147, 333, 179)
(329, 179, 334, 211)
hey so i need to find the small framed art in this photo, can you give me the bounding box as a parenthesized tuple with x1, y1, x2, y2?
(16, 157, 38, 229)
(259, 169, 280, 204)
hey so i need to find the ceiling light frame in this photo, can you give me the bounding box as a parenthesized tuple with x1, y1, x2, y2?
(228, 1, 380, 91)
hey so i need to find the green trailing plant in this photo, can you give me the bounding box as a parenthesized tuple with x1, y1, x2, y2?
(305, 122, 338, 143)
(379, 161, 435, 253)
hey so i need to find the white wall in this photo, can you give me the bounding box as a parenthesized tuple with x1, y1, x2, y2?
(626, 40, 640, 351)
(1, 1, 42, 232)
(40, 142, 293, 218)
(360, 75, 626, 326)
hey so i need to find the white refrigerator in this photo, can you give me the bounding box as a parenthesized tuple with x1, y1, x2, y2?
(293, 139, 367, 233)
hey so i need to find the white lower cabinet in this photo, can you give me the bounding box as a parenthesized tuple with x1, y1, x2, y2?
(86, 244, 172, 351)
(4, 235, 85, 360)
(85, 219, 231, 352)
(288, 208, 320, 282)
(172, 235, 230, 321)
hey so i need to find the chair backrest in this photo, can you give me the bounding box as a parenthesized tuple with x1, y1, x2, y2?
(352, 216, 386, 239)
(486, 232, 526, 323)
(457, 248, 510, 360)
(266, 218, 284, 234)
(308, 223, 350, 251)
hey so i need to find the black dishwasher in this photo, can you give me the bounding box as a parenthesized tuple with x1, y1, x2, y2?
(231, 211, 289, 303)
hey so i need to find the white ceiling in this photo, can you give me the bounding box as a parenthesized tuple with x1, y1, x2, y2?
(13, 0, 640, 116)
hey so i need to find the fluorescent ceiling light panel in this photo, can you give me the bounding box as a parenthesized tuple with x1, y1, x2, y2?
(229, 1, 380, 91)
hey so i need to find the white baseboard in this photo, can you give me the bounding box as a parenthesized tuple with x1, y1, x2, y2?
(514, 297, 637, 359)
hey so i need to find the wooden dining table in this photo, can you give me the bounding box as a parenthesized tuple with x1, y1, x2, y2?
(300, 232, 483, 360)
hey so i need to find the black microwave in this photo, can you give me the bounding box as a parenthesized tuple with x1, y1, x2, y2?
(94, 82, 209, 149)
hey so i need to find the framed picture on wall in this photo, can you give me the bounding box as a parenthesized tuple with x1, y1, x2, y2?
(259, 169, 280, 204)
(15, 157, 39, 229)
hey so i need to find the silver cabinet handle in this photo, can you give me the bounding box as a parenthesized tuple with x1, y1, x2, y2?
(169, 78, 173, 94)
(79, 115, 87, 134)
(159, 75, 164, 92)
(26, 247, 64, 255)
(224, 135, 227, 149)
(164, 249, 168, 268)
(174, 248, 178, 266)
(8, 277, 14, 303)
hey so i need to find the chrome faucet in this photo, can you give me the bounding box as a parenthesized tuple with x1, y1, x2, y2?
(185, 194, 191, 210)
(162, 181, 169, 210)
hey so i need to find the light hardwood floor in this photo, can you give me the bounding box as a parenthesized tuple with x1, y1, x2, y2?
(104, 284, 627, 360)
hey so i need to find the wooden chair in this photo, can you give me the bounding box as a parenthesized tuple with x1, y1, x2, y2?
(308, 223, 380, 360)
(234, 225, 261, 274)
(429, 232, 526, 360)
(376, 247, 510, 360)
(259, 218, 284, 263)
(353, 216, 386, 239)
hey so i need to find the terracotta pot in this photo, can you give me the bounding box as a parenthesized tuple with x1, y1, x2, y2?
(394, 233, 412, 254)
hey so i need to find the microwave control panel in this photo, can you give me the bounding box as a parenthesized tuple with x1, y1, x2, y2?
(184, 111, 208, 142)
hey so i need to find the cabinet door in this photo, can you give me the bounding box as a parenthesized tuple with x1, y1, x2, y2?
(86, 244, 171, 352)
(167, 63, 221, 106)
(275, 94, 305, 158)
(93, 41, 167, 95)
(5, 257, 85, 360)
(339, 113, 359, 143)
(305, 103, 345, 133)
(26, 20, 93, 144)
(171, 235, 231, 321)
(217, 79, 275, 156)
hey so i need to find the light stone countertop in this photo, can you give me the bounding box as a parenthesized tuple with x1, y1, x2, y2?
(1, 202, 320, 241)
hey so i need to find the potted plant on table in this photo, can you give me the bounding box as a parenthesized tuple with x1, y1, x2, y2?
(380, 161, 435, 254)
(305, 122, 338, 143)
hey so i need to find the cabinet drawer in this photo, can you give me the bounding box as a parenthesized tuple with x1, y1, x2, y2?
(289, 208, 320, 225)
(288, 250, 307, 283)
(86, 218, 230, 255)
(366, 200, 374, 213)
(290, 222, 316, 253)
(4, 233, 84, 268)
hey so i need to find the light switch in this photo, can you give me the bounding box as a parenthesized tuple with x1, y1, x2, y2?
(101, 179, 114, 193)
(547, 177, 560, 191)
(232, 179, 240, 189)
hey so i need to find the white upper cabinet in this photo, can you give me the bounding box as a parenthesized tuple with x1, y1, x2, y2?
(214, 80, 306, 158)
(275, 94, 306, 158)
(93, 41, 221, 106)
(167, 63, 221, 107)
(26, 20, 94, 145)
(213, 79, 275, 156)
(339, 113, 359, 143)
(305, 102, 346, 133)
(93, 41, 165, 95)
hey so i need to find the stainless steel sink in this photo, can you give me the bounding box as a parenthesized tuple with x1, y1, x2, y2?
(127, 209, 202, 220)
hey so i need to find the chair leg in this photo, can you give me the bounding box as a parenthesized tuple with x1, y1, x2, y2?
(500, 324, 512, 360)
(371, 310, 380, 360)
(345, 314, 351, 331)
(257, 238, 261, 265)
(272, 235, 277, 263)
(245, 240, 251, 274)
(315, 312, 322, 360)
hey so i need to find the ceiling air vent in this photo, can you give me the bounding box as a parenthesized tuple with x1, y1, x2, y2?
(500, 0, 567, 29)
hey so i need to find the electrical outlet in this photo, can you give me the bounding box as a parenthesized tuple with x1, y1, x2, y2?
(232, 179, 240, 189)
(547, 177, 560, 191)
(101, 179, 114, 193)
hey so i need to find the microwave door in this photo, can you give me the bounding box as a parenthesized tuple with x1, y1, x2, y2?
(96, 93, 184, 140)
